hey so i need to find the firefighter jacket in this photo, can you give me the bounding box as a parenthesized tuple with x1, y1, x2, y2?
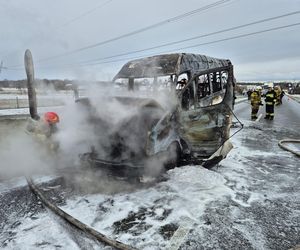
(274, 88, 281, 102)
(250, 91, 261, 106)
(265, 90, 276, 105)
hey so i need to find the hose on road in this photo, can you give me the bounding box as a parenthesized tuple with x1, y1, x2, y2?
(26, 176, 136, 250)
(278, 139, 300, 157)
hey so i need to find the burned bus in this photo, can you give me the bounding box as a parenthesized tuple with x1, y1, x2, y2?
(77, 53, 235, 175)
(24, 50, 235, 177)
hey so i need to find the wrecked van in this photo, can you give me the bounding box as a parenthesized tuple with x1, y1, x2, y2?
(78, 53, 235, 174)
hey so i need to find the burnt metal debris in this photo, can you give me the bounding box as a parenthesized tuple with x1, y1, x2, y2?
(77, 53, 236, 176)
(24, 51, 235, 178)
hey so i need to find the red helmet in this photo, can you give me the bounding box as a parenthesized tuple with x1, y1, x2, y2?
(44, 112, 59, 124)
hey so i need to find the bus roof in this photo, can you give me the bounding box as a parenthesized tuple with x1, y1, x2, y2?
(113, 53, 231, 80)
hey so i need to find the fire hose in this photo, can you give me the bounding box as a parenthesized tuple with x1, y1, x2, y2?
(278, 139, 300, 157)
(26, 176, 136, 250)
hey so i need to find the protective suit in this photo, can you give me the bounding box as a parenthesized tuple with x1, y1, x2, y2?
(26, 112, 60, 151)
(274, 86, 281, 105)
(264, 88, 276, 120)
(250, 89, 262, 120)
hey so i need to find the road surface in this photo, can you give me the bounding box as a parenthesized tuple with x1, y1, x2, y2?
(0, 96, 299, 249)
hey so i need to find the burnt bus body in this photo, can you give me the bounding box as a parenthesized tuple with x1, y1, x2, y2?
(79, 53, 235, 175)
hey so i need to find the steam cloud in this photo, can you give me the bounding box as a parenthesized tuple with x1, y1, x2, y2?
(0, 67, 179, 183)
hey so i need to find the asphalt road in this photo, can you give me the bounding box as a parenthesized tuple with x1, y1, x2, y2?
(0, 96, 299, 249)
(234, 95, 300, 132)
(184, 96, 300, 249)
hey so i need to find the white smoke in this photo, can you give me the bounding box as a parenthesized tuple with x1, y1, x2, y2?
(52, 75, 178, 178)
(0, 119, 57, 179)
(0, 60, 179, 182)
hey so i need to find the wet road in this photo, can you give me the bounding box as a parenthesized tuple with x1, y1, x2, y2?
(0, 96, 299, 249)
(184, 96, 300, 250)
(234, 95, 300, 132)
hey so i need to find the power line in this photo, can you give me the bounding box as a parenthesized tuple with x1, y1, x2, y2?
(173, 22, 300, 52)
(78, 21, 300, 67)
(65, 22, 300, 66)
(0, 0, 113, 61)
(76, 10, 300, 65)
(57, 0, 113, 29)
(8, 5, 299, 71)
(8, 21, 300, 71)
(10, 0, 231, 66)
(11, 11, 300, 68)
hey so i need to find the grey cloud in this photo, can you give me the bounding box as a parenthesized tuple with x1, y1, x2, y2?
(1, 0, 300, 81)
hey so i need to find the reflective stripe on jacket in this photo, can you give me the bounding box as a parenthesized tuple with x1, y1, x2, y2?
(265, 90, 276, 105)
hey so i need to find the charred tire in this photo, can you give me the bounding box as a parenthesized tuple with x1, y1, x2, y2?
(164, 142, 181, 170)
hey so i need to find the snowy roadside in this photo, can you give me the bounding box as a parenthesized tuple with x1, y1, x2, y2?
(1, 124, 299, 249)
(0, 94, 299, 249)
(286, 94, 300, 103)
(0, 90, 74, 116)
(0, 106, 65, 120)
(0, 96, 248, 119)
(54, 121, 299, 250)
(235, 95, 248, 104)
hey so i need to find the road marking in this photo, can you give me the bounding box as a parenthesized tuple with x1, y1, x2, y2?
(255, 114, 263, 122)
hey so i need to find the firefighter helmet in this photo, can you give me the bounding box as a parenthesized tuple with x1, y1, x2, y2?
(44, 112, 59, 124)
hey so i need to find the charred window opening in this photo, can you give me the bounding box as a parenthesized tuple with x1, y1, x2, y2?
(211, 72, 222, 92)
(195, 70, 228, 107)
(176, 73, 189, 90)
(181, 85, 195, 111)
(196, 74, 211, 99)
(114, 76, 175, 92)
(176, 73, 195, 111)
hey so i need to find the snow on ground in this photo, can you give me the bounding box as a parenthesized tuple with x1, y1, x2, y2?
(0, 93, 73, 100)
(0, 106, 65, 116)
(286, 94, 300, 103)
(0, 90, 74, 113)
(60, 166, 233, 249)
(0, 177, 28, 193)
(0, 175, 105, 250)
(0, 176, 58, 194)
(2, 211, 81, 250)
(0, 100, 299, 249)
(52, 119, 299, 249)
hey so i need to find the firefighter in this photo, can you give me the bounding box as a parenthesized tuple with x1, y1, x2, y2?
(250, 87, 262, 120)
(264, 87, 276, 120)
(43, 111, 60, 137)
(41, 111, 60, 151)
(247, 89, 253, 100)
(274, 86, 281, 105)
(26, 111, 59, 137)
(26, 111, 60, 151)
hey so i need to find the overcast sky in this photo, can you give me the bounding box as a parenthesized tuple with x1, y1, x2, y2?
(0, 0, 300, 81)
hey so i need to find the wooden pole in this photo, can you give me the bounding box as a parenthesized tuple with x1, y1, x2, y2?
(24, 49, 39, 120)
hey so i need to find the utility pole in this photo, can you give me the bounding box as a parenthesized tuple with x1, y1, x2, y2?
(25, 49, 39, 120)
(0, 61, 3, 73)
